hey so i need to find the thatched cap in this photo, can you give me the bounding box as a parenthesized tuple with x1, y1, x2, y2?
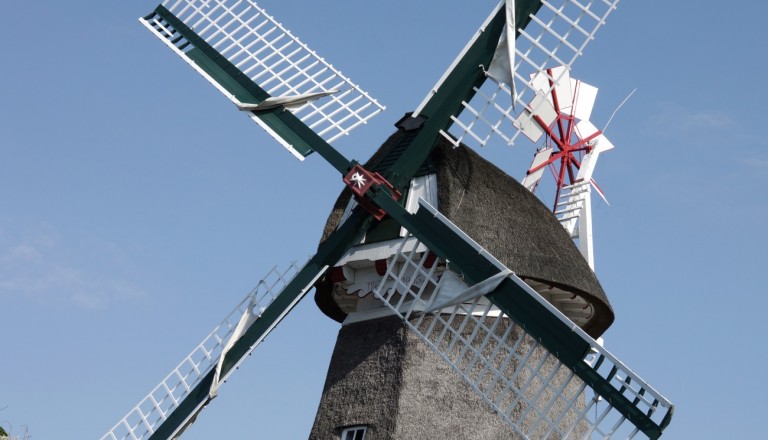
(315, 127, 614, 337)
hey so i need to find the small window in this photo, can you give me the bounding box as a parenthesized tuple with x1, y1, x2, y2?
(340, 425, 367, 440)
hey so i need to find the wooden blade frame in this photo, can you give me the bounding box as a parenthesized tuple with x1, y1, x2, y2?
(141, 2, 384, 160)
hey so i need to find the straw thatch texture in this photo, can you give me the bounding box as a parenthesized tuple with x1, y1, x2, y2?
(309, 315, 587, 439)
(308, 316, 521, 440)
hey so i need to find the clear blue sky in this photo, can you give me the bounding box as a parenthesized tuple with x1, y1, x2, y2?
(1, 1, 766, 439)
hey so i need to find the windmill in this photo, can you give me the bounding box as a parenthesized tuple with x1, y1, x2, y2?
(102, 1, 674, 439)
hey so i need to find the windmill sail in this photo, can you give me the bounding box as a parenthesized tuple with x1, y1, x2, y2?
(141, 0, 385, 160)
(371, 198, 674, 439)
(101, 204, 375, 440)
(100, 264, 306, 440)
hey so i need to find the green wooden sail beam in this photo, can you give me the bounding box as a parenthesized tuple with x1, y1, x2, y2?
(386, 0, 543, 190)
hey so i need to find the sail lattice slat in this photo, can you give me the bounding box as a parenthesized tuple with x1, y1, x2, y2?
(101, 263, 300, 440)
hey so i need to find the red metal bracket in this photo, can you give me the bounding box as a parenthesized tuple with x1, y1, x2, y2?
(343, 164, 401, 220)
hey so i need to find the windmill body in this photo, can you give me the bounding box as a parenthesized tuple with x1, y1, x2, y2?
(310, 134, 611, 439)
(101, 1, 674, 439)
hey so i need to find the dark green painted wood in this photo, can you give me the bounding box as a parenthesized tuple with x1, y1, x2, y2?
(154, 6, 354, 175)
(572, 362, 663, 440)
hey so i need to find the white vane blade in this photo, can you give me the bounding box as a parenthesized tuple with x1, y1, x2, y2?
(575, 119, 615, 182)
(577, 154, 602, 183)
(521, 147, 553, 191)
(514, 90, 558, 142)
(576, 119, 615, 154)
(141, 0, 385, 159)
(530, 66, 573, 116)
(570, 79, 598, 121)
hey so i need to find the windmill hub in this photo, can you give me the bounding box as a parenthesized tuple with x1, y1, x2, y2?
(529, 113, 598, 208)
(342, 164, 401, 221)
(349, 172, 367, 188)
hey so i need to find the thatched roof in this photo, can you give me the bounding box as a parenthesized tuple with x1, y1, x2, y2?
(315, 124, 614, 337)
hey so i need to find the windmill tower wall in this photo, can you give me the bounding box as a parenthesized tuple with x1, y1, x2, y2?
(309, 316, 517, 439)
(310, 128, 613, 438)
(310, 315, 589, 440)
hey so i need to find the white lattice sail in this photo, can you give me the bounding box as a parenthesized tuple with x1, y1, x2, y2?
(101, 263, 301, 440)
(371, 200, 673, 439)
(141, 0, 385, 159)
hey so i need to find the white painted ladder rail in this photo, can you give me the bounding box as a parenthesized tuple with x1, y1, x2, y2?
(555, 181, 589, 233)
(100, 263, 300, 440)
